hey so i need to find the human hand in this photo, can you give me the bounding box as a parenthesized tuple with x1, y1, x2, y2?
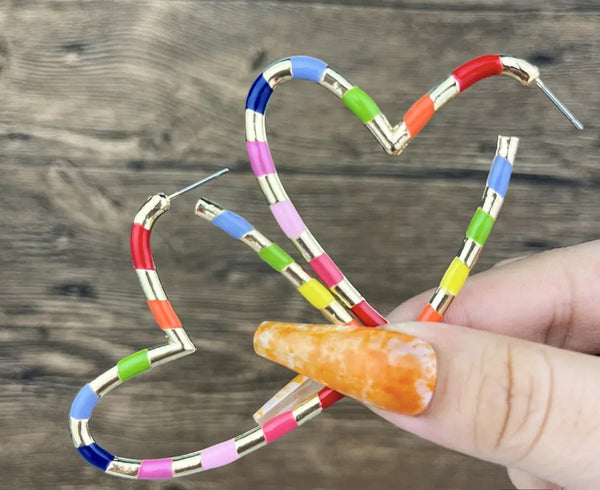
(254, 241, 600, 490)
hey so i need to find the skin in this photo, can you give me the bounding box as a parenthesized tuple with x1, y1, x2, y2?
(375, 240, 600, 490)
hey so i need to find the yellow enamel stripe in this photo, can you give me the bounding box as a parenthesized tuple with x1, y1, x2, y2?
(439, 257, 470, 296)
(297, 278, 335, 310)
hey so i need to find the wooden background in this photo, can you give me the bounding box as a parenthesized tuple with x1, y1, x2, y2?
(1, 1, 598, 489)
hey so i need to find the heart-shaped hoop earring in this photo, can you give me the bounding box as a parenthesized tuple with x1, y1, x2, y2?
(70, 135, 517, 480)
(69, 169, 361, 479)
(195, 133, 514, 420)
(246, 54, 581, 419)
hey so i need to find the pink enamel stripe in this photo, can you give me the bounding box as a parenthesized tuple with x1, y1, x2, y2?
(138, 458, 173, 479)
(270, 201, 306, 239)
(201, 439, 239, 469)
(262, 411, 298, 443)
(309, 253, 344, 287)
(246, 141, 276, 177)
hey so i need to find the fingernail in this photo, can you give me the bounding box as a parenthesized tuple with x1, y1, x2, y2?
(493, 254, 530, 268)
(253, 322, 437, 415)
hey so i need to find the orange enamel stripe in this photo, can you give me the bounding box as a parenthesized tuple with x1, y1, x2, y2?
(254, 322, 436, 415)
(403, 94, 435, 137)
(417, 304, 443, 323)
(147, 300, 182, 329)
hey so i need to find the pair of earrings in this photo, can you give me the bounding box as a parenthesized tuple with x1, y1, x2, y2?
(70, 54, 581, 480)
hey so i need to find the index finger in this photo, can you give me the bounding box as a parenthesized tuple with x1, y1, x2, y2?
(389, 240, 600, 353)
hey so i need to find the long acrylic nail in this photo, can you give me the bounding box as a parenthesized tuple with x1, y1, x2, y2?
(254, 322, 437, 415)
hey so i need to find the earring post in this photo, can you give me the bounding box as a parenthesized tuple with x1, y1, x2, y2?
(168, 168, 230, 200)
(536, 79, 584, 130)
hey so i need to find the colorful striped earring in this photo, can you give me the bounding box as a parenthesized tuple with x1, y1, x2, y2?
(246, 54, 580, 419)
(197, 135, 516, 423)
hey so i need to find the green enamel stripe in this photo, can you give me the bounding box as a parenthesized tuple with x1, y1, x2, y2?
(117, 349, 151, 381)
(342, 87, 382, 123)
(466, 207, 495, 245)
(258, 243, 294, 272)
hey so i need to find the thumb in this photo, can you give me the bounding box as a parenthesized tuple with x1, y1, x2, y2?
(254, 321, 600, 490)
(377, 322, 600, 490)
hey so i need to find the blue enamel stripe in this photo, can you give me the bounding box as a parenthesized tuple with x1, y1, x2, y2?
(77, 443, 115, 471)
(212, 210, 254, 240)
(70, 384, 100, 420)
(246, 74, 272, 114)
(487, 155, 512, 198)
(290, 56, 327, 82)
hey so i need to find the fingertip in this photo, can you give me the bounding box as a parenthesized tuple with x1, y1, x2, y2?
(387, 290, 434, 323)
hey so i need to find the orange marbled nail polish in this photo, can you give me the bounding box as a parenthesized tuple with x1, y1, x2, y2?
(254, 322, 437, 415)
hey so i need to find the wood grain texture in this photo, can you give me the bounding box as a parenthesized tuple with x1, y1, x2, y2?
(1, 1, 598, 489)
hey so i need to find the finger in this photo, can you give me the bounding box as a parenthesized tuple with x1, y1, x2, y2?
(373, 321, 600, 490)
(389, 240, 600, 353)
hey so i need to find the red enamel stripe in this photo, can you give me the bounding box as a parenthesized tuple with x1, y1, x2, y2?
(309, 253, 344, 288)
(262, 410, 298, 443)
(318, 388, 344, 409)
(350, 300, 388, 327)
(452, 54, 503, 92)
(417, 304, 443, 323)
(130, 223, 155, 270)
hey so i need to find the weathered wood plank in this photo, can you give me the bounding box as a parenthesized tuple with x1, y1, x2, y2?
(0, 2, 596, 179)
(1, 1, 598, 489)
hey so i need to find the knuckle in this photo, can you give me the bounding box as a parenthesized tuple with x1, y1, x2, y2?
(472, 340, 554, 463)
